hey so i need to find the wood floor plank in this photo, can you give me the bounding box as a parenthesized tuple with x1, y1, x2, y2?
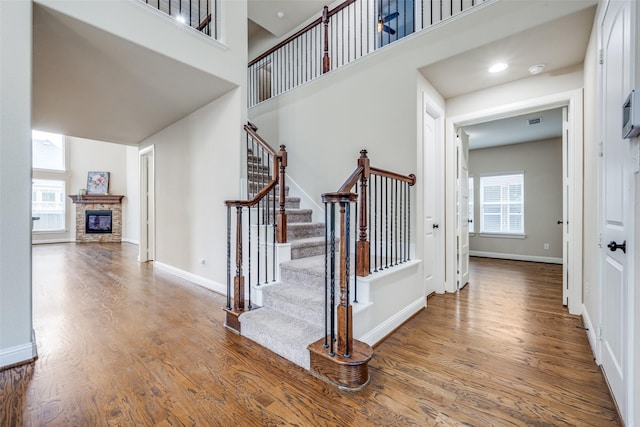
(0, 245, 621, 426)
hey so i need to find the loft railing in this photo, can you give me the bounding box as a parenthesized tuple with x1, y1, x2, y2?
(320, 149, 415, 364)
(224, 124, 287, 332)
(141, 0, 217, 37)
(248, 0, 485, 107)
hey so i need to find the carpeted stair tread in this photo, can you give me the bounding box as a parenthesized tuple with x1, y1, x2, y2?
(287, 222, 324, 240)
(275, 209, 312, 224)
(262, 283, 325, 325)
(239, 308, 324, 369)
(285, 197, 301, 209)
(280, 254, 326, 288)
(290, 236, 327, 259)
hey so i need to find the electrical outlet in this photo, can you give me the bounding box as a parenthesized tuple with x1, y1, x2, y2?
(543, 243, 549, 250)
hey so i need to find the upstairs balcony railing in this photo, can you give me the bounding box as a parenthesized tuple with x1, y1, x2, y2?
(248, 0, 485, 107)
(141, 0, 217, 37)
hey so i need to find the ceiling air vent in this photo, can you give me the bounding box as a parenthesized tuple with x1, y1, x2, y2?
(527, 117, 543, 125)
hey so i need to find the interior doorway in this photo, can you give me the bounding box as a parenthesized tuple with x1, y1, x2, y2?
(139, 145, 155, 263)
(445, 90, 584, 315)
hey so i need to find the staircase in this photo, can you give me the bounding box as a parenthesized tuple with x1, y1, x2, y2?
(240, 168, 329, 369)
(229, 130, 415, 389)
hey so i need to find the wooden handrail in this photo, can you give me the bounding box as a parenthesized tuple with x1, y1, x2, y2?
(197, 14, 212, 31)
(318, 149, 416, 386)
(224, 124, 289, 331)
(370, 167, 416, 186)
(249, 0, 356, 67)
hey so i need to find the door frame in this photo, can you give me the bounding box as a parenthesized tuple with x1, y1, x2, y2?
(139, 145, 155, 263)
(444, 89, 584, 316)
(422, 92, 445, 294)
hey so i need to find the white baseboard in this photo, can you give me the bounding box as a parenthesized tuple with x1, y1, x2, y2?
(582, 305, 599, 362)
(470, 250, 563, 264)
(121, 238, 139, 245)
(358, 296, 425, 346)
(0, 331, 37, 369)
(153, 262, 226, 296)
(32, 238, 73, 245)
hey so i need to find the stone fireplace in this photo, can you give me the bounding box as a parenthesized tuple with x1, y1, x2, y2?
(69, 195, 124, 242)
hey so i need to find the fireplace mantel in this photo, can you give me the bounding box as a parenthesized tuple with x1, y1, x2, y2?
(69, 195, 124, 204)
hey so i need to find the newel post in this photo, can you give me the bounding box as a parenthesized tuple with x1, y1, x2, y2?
(276, 145, 288, 243)
(322, 6, 330, 74)
(356, 150, 370, 277)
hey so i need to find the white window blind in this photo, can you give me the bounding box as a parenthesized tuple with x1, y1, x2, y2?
(480, 173, 524, 234)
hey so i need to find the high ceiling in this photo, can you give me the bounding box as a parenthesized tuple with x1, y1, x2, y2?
(248, 0, 327, 38)
(32, 3, 236, 145)
(419, 6, 596, 99)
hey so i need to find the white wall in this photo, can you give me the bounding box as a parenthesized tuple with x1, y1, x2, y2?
(140, 88, 243, 290)
(125, 146, 140, 244)
(68, 137, 131, 241)
(469, 138, 563, 261)
(36, 0, 247, 88)
(634, 2, 640, 425)
(0, 0, 36, 369)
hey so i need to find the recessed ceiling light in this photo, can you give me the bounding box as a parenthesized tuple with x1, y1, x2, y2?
(276, 11, 285, 19)
(176, 15, 186, 24)
(528, 64, 546, 75)
(489, 63, 508, 73)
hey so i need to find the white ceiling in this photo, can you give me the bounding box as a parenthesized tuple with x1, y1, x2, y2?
(32, 4, 236, 145)
(248, 0, 327, 38)
(419, 6, 596, 99)
(463, 108, 563, 150)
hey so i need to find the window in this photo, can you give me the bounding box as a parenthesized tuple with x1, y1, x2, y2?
(32, 130, 65, 171)
(32, 179, 66, 232)
(480, 173, 524, 234)
(468, 176, 474, 233)
(32, 130, 66, 233)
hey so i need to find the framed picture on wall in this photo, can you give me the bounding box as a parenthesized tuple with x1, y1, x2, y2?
(87, 171, 110, 194)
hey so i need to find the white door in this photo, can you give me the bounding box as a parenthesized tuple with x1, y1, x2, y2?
(457, 129, 470, 289)
(561, 107, 569, 306)
(600, 0, 633, 421)
(139, 146, 155, 262)
(423, 108, 438, 295)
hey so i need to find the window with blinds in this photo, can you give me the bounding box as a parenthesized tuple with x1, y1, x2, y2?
(480, 173, 524, 234)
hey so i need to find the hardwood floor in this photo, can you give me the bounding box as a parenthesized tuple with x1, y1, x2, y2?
(1, 244, 620, 426)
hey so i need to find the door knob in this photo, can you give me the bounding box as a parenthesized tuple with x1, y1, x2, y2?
(433, 224, 439, 229)
(607, 240, 626, 253)
(557, 220, 563, 224)
(468, 219, 473, 223)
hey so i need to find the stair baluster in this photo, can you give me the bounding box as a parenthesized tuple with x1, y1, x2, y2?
(308, 149, 416, 389)
(224, 124, 287, 333)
